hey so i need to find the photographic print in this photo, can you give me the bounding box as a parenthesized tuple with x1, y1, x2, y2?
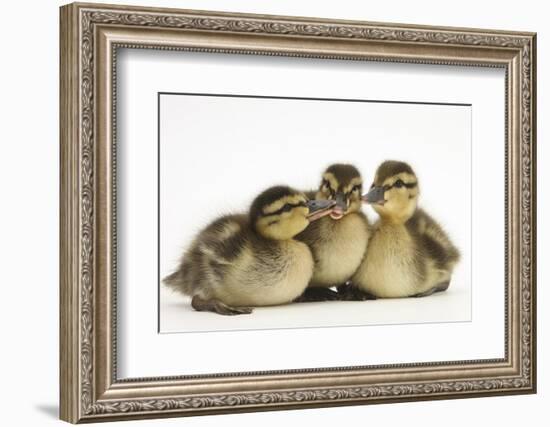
(116, 45, 507, 378)
(158, 91, 471, 333)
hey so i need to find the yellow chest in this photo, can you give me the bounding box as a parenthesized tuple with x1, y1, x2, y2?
(310, 213, 370, 287)
(356, 224, 418, 297)
(219, 240, 314, 306)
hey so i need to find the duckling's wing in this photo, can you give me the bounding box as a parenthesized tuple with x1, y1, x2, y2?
(197, 214, 249, 266)
(412, 209, 461, 268)
(164, 214, 249, 295)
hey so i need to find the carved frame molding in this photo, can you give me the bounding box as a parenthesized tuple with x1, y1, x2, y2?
(60, 2, 536, 423)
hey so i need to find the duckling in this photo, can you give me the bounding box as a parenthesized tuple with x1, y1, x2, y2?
(163, 186, 335, 315)
(295, 164, 371, 301)
(346, 160, 460, 299)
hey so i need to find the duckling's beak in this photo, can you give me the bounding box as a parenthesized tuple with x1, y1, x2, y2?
(363, 186, 386, 205)
(306, 199, 336, 222)
(330, 192, 347, 220)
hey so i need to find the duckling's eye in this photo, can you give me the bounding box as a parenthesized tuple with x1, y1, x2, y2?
(394, 179, 404, 188)
(282, 204, 293, 212)
(351, 185, 361, 193)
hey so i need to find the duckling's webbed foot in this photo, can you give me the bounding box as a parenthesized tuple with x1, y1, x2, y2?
(337, 283, 377, 301)
(294, 287, 340, 302)
(191, 295, 253, 315)
(413, 281, 450, 298)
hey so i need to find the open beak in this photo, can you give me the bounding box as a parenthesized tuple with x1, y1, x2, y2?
(330, 192, 347, 220)
(362, 186, 386, 205)
(306, 199, 336, 222)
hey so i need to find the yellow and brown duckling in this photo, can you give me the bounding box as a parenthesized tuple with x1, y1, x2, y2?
(295, 164, 371, 301)
(163, 186, 335, 315)
(344, 160, 460, 299)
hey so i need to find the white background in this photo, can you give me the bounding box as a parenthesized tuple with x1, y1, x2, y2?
(0, 0, 546, 426)
(159, 93, 472, 333)
(119, 40, 501, 379)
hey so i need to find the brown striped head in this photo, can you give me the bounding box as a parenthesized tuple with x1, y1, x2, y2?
(363, 160, 419, 223)
(251, 186, 335, 240)
(316, 164, 363, 220)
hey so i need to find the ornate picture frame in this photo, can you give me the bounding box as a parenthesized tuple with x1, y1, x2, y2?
(60, 2, 536, 423)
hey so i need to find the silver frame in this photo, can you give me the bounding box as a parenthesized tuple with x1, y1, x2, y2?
(60, 2, 537, 423)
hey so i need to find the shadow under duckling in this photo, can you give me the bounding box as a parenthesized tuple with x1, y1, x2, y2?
(295, 164, 371, 301)
(163, 186, 335, 315)
(344, 160, 460, 299)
